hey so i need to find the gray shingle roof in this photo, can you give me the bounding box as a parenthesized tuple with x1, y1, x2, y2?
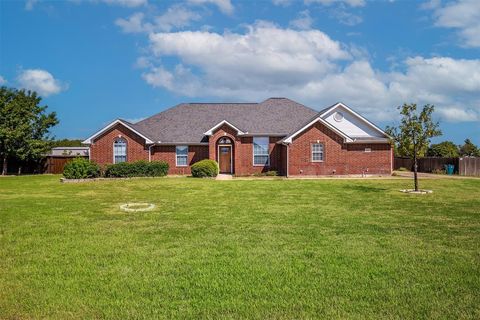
(131, 98, 320, 143)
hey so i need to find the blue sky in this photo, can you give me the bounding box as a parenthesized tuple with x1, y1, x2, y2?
(1, 0, 479, 144)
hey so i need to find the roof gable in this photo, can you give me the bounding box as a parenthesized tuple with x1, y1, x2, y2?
(282, 116, 353, 144)
(203, 120, 246, 136)
(82, 119, 154, 144)
(320, 103, 388, 138)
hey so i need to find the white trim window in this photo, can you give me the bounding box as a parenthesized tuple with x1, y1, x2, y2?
(253, 137, 269, 166)
(176, 146, 188, 166)
(311, 143, 324, 162)
(113, 138, 127, 163)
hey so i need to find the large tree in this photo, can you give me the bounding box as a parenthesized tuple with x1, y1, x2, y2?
(427, 141, 459, 158)
(0, 87, 58, 175)
(459, 139, 480, 157)
(386, 103, 441, 191)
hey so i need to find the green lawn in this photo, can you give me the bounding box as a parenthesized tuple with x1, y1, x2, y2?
(1, 175, 479, 319)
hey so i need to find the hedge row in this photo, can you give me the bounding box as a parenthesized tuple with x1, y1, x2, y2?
(63, 158, 169, 179)
(105, 160, 169, 178)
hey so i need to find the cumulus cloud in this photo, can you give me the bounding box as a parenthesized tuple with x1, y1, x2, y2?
(100, 0, 147, 7)
(25, 0, 38, 10)
(187, 0, 234, 15)
(116, 6, 201, 33)
(289, 10, 314, 30)
(305, 0, 365, 7)
(17, 69, 67, 97)
(138, 24, 480, 123)
(0, 75, 6, 85)
(427, 0, 480, 47)
(115, 12, 148, 33)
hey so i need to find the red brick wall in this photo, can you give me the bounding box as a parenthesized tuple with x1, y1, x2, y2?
(208, 124, 284, 176)
(288, 122, 392, 175)
(90, 121, 391, 176)
(90, 124, 149, 165)
(151, 145, 209, 175)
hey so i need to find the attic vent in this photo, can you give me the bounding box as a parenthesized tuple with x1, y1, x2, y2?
(333, 111, 344, 122)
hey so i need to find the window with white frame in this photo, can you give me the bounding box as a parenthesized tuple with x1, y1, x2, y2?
(176, 146, 188, 166)
(253, 137, 269, 166)
(113, 138, 127, 163)
(312, 143, 324, 162)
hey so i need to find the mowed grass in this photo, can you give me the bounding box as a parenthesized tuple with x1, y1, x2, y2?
(0, 175, 479, 319)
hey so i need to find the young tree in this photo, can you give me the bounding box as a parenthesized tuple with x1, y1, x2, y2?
(427, 141, 459, 158)
(0, 87, 58, 175)
(459, 139, 480, 157)
(386, 103, 441, 191)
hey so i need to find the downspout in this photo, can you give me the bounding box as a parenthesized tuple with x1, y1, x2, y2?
(286, 143, 289, 178)
(148, 145, 152, 162)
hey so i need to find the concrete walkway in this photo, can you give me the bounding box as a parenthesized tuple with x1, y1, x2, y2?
(216, 174, 233, 180)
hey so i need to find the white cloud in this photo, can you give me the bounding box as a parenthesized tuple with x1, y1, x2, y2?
(100, 0, 147, 7)
(289, 10, 314, 30)
(330, 7, 363, 25)
(116, 6, 201, 33)
(0, 75, 6, 85)
(155, 5, 201, 32)
(427, 0, 480, 47)
(139, 24, 480, 123)
(187, 0, 234, 15)
(25, 0, 38, 10)
(115, 12, 148, 33)
(272, 0, 292, 6)
(305, 0, 365, 7)
(17, 69, 67, 97)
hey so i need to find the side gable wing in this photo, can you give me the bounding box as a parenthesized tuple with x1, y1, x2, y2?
(320, 103, 389, 138)
(282, 116, 353, 144)
(82, 119, 154, 144)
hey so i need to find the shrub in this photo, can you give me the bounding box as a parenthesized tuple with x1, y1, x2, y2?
(104, 160, 169, 178)
(63, 158, 100, 179)
(432, 168, 446, 175)
(191, 159, 218, 178)
(265, 170, 278, 176)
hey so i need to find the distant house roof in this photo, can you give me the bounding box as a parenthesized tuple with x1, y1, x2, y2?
(49, 147, 89, 157)
(130, 98, 319, 144)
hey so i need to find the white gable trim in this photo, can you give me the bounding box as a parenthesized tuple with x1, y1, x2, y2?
(203, 120, 246, 136)
(320, 102, 389, 138)
(283, 117, 353, 144)
(82, 119, 154, 144)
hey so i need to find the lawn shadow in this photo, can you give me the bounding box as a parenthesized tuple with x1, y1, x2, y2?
(344, 185, 388, 193)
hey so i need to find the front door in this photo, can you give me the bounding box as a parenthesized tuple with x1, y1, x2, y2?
(219, 146, 232, 173)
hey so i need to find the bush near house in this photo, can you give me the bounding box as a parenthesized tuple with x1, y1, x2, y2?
(104, 160, 169, 178)
(191, 159, 219, 177)
(63, 158, 101, 179)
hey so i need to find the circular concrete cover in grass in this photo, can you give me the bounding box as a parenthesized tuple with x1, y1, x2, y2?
(120, 203, 155, 212)
(400, 189, 433, 194)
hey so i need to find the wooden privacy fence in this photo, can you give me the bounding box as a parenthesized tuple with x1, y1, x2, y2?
(459, 157, 480, 177)
(46, 156, 87, 174)
(394, 157, 458, 173)
(395, 157, 480, 176)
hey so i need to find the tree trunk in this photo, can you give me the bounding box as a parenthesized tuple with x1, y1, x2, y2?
(18, 165, 22, 175)
(413, 150, 419, 191)
(2, 156, 7, 175)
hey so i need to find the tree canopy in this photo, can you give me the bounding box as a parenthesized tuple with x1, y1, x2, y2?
(459, 139, 480, 157)
(386, 103, 441, 191)
(427, 141, 459, 158)
(0, 87, 58, 175)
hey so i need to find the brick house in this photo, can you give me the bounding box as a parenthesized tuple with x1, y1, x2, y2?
(82, 98, 393, 176)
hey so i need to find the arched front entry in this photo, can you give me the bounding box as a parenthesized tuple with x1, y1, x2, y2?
(217, 137, 233, 174)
